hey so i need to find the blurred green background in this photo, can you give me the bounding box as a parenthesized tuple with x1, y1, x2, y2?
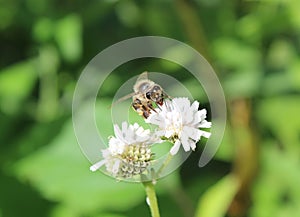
(1, 0, 300, 217)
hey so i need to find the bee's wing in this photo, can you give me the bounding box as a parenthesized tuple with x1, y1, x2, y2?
(136, 71, 149, 82)
(110, 92, 136, 107)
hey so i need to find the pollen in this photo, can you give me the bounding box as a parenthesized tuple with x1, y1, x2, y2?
(119, 144, 153, 178)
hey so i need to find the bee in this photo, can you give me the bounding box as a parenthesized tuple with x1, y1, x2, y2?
(114, 72, 168, 118)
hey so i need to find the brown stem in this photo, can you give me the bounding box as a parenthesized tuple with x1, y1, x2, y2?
(174, 0, 211, 61)
(228, 99, 258, 217)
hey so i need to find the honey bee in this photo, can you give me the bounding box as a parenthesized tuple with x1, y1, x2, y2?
(114, 72, 168, 118)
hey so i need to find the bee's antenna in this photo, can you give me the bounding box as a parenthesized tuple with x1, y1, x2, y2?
(109, 92, 136, 109)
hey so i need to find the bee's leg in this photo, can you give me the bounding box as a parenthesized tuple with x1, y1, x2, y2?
(143, 111, 150, 118)
(151, 99, 163, 112)
(132, 102, 144, 117)
(132, 102, 139, 111)
(139, 104, 152, 119)
(156, 102, 163, 111)
(148, 102, 157, 113)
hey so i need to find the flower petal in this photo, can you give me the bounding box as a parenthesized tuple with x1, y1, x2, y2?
(180, 131, 191, 152)
(201, 130, 211, 138)
(170, 140, 181, 155)
(190, 100, 199, 112)
(111, 159, 121, 175)
(190, 140, 197, 151)
(114, 124, 124, 142)
(141, 97, 211, 156)
(183, 126, 201, 141)
(90, 160, 106, 172)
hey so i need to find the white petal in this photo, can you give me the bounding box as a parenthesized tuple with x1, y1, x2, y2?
(174, 98, 189, 114)
(133, 122, 139, 129)
(190, 100, 199, 111)
(180, 131, 191, 152)
(111, 159, 121, 175)
(140, 129, 150, 137)
(164, 100, 173, 111)
(193, 109, 206, 124)
(102, 148, 111, 158)
(125, 126, 135, 143)
(198, 108, 207, 116)
(146, 114, 163, 126)
(170, 140, 181, 155)
(122, 121, 128, 132)
(166, 112, 174, 121)
(164, 130, 174, 138)
(154, 130, 165, 137)
(201, 130, 211, 138)
(135, 126, 144, 136)
(198, 120, 212, 128)
(190, 141, 197, 151)
(108, 137, 124, 154)
(183, 126, 201, 141)
(183, 111, 193, 125)
(108, 137, 118, 147)
(90, 160, 106, 172)
(114, 124, 123, 141)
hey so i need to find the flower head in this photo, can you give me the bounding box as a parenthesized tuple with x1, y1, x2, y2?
(146, 97, 211, 155)
(90, 122, 155, 178)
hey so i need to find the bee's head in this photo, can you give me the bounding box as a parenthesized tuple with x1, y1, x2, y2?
(146, 85, 164, 103)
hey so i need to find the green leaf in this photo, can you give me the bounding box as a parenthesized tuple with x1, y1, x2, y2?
(250, 141, 300, 217)
(267, 39, 296, 70)
(212, 38, 260, 70)
(0, 172, 53, 217)
(32, 18, 54, 43)
(54, 14, 82, 63)
(223, 69, 262, 98)
(95, 214, 128, 217)
(256, 96, 300, 154)
(236, 14, 261, 43)
(214, 124, 234, 162)
(0, 59, 37, 114)
(261, 71, 294, 96)
(115, 1, 140, 28)
(36, 45, 60, 121)
(195, 175, 240, 217)
(160, 44, 194, 71)
(288, 60, 300, 91)
(286, 0, 300, 28)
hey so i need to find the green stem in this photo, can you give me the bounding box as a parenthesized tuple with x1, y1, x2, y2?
(143, 181, 160, 217)
(157, 153, 173, 176)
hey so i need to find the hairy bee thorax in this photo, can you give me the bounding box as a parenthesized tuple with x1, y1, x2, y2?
(131, 73, 166, 118)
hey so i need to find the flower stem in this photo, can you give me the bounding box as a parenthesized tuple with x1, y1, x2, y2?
(143, 181, 160, 217)
(157, 153, 173, 176)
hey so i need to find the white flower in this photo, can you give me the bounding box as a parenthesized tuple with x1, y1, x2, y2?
(146, 97, 211, 155)
(90, 122, 155, 178)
